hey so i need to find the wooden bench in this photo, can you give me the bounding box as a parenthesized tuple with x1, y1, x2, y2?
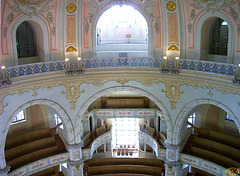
(7, 146, 59, 170)
(88, 158, 164, 167)
(199, 128, 240, 149)
(191, 146, 240, 168)
(5, 128, 51, 149)
(88, 165, 162, 176)
(193, 136, 240, 161)
(5, 136, 56, 161)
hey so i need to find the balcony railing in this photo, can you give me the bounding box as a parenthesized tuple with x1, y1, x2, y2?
(0, 58, 238, 82)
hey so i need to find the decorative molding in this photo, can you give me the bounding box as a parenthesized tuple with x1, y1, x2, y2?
(66, 45, 77, 52)
(166, 1, 177, 12)
(12, 0, 53, 17)
(162, 82, 184, 110)
(66, 2, 77, 14)
(61, 83, 85, 110)
(145, 0, 157, 22)
(208, 89, 214, 97)
(167, 44, 179, 51)
(193, 0, 235, 13)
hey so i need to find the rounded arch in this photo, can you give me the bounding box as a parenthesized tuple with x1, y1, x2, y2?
(195, 12, 234, 63)
(173, 99, 240, 145)
(74, 85, 173, 144)
(91, 2, 153, 57)
(11, 15, 50, 66)
(2, 99, 75, 153)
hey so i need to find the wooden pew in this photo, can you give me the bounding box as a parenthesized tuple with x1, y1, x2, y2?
(5, 136, 56, 161)
(193, 136, 240, 161)
(191, 146, 240, 168)
(199, 128, 240, 149)
(7, 146, 59, 171)
(88, 165, 162, 176)
(5, 128, 51, 149)
(88, 158, 164, 167)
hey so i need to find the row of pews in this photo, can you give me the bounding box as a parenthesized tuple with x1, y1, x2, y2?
(184, 128, 240, 169)
(84, 158, 165, 176)
(5, 128, 66, 171)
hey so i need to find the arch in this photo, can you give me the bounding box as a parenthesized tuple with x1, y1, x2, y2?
(0, 99, 75, 167)
(91, 2, 153, 57)
(195, 12, 234, 63)
(11, 15, 50, 66)
(172, 99, 240, 145)
(74, 85, 173, 144)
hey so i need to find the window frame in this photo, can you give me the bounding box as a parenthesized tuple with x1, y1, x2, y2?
(11, 110, 26, 125)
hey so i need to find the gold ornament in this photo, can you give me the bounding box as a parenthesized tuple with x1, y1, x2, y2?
(166, 1, 177, 11)
(66, 3, 77, 13)
(66, 46, 77, 52)
(168, 44, 179, 51)
(162, 82, 184, 110)
(62, 83, 85, 110)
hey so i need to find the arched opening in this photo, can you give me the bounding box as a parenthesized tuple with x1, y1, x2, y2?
(4, 104, 67, 172)
(209, 18, 228, 56)
(16, 21, 38, 60)
(197, 14, 233, 63)
(180, 104, 240, 170)
(81, 90, 166, 158)
(11, 17, 50, 66)
(95, 5, 149, 57)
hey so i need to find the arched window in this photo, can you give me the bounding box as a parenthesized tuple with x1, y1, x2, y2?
(16, 21, 37, 58)
(209, 18, 228, 56)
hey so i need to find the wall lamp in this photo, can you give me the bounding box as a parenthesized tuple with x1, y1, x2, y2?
(65, 57, 84, 75)
(1, 66, 11, 85)
(160, 56, 179, 74)
(233, 64, 240, 84)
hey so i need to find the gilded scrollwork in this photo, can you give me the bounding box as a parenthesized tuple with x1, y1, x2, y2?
(61, 83, 85, 110)
(162, 82, 184, 110)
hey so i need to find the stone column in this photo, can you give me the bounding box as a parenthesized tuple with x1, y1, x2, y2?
(67, 140, 84, 176)
(165, 144, 183, 176)
(0, 165, 10, 176)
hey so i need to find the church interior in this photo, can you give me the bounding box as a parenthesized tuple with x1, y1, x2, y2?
(0, 0, 240, 175)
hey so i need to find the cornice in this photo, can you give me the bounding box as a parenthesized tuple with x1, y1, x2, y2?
(0, 70, 239, 115)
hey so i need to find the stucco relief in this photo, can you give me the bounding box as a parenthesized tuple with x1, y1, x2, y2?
(168, 13, 178, 43)
(61, 82, 85, 110)
(67, 15, 76, 44)
(162, 82, 184, 110)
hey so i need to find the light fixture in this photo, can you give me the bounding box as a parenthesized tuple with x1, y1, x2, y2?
(221, 21, 227, 26)
(1, 65, 11, 85)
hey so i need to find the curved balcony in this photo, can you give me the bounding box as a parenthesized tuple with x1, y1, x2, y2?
(138, 130, 228, 176)
(0, 58, 239, 82)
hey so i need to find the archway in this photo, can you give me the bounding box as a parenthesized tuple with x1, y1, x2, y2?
(0, 99, 74, 164)
(173, 99, 240, 145)
(195, 12, 234, 63)
(92, 4, 153, 58)
(11, 16, 50, 66)
(75, 85, 173, 144)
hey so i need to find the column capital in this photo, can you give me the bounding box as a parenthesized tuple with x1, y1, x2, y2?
(67, 140, 84, 149)
(0, 165, 10, 175)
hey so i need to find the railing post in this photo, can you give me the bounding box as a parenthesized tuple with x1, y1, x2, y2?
(165, 144, 184, 176)
(67, 140, 84, 176)
(0, 165, 10, 176)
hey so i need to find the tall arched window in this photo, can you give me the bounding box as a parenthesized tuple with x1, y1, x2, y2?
(209, 18, 228, 56)
(16, 21, 37, 58)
